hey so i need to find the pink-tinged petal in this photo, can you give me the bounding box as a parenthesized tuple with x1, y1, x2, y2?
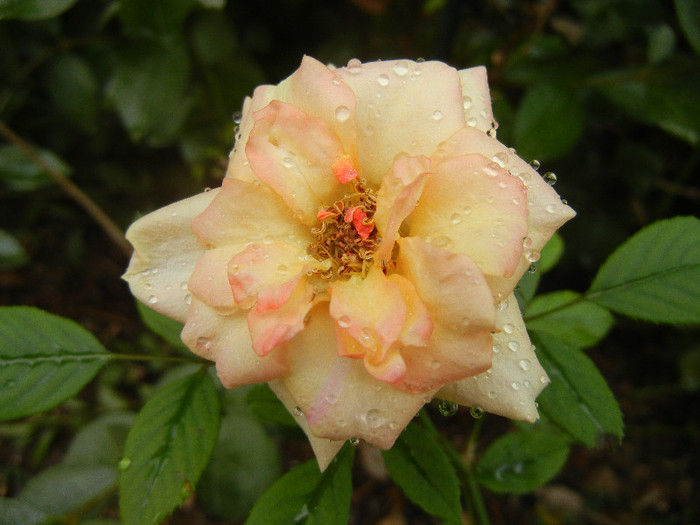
(335, 325, 407, 384)
(437, 294, 547, 422)
(335, 59, 464, 186)
(181, 296, 288, 387)
(246, 101, 347, 224)
(374, 155, 431, 264)
(188, 245, 240, 312)
(268, 380, 345, 471)
(247, 277, 320, 356)
(123, 190, 217, 323)
(386, 273, 433, 348)
(458, 66, 495, 133)
(431, 127, 576, 300)
(227, 85, 276, 184)
(283, 308, 435, 449)
(271, 56, 359, 162)
(329, 266, 406, 358)
(192, 177, 309, 249)
(411, 153, 529, 279)
(227, 241, 315, 307)
(393, 237, 496, 393)
(331, 154, 359, 184)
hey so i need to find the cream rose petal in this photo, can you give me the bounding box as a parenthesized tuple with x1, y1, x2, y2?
(282, 308, 435, 449)
(437, 294, 548, 422)
(410, 153, 529, 280)
(394, 237, 496, 392)
(458, 66, 495, 133)
(246, 100, 347, 224)
(191, 177, 309, 249)
(181, 296, 288, 387)
(188, 245, 239, 312)
(335, 59, 465, 185)
(123, 190, 218, 323)
(432, 126, 577, 299)
(374, 155, 431, 264)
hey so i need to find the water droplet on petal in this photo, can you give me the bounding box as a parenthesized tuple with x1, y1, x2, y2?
(508, 341, 520, 352)
(522, 237, 533, 249)
(293, 406, 304, 416)
(432, 110, 444, 121)
(503, 323, 514, 334)
(377, 73, 390, 86)
(393, 62, 409, 76)
(545, 204, 556, 214)
(467, 117, 478, 127)
(147, 295, 158, 304)
(325, 393, 338, 405)
(470, 406, 484, 419)
(337, 315, 351, 328)
(526, 250, 541, 263)
(543, 172, 557, 185)
(462, 95, 472, 110)
(347, 58, 362, 74)
(184, 294, 192, 305)
(196, 337, 211, 351)
(529, 159, 541, 170)
(487, 391, 497, 399)
(180, 281, 188, 291)
(450, 212, 461, 224)
(349, 437, 360, 445)
(519, 359, 531, 371)
(497, 299, 509, 311)
(528, 264, 537, 274)
(540, 375, 550, 385)
(366, 409, 383, 428)
(512, 382, 521, 390)
(335, 105, 351, 122)
(432, 235, 453, 249)
(231, 111, 242, 124)
(438, 400, 459, 417)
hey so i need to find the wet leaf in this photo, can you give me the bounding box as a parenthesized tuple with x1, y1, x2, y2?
(0, 0, 78, 20)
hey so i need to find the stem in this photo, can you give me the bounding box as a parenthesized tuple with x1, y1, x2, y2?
(0, 121, 133, 258)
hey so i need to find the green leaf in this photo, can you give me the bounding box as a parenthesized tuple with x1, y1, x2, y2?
(0, 306, 108, 421)
(0, 499, 48, 525)
(0, 228, 29, 270)
(539, 232, 564, 273)
(0, 144, 71, 191)
(136, 300, 187, 350)
(675, 0, 700, 53)
(305, 444, 355, 525)
(245, 444, 355, 525)
(107, 40, 192, 144)
(18, 464, 117, 516)
(245, 460, 320, 525)
(588, 216, 700, 323)
(476, 428, 569, 494)
(63, 411, 135, 467)
(246, 383, 297, 427)
(647, 24, 676, 64)
(514, 82, 583, 161)
(382, 422, 461, 522)
(525, 290, 615, 348)
(119, 0, 197, 38)
(119, 370, 220, 525)
(45, 53, 100, 133)
(198, 406, 282, 520)
(535, 334, 623, 446)
(0, 0, 78, 20)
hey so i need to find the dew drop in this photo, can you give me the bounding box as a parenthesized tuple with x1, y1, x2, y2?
(196, 337, 211, 351)
(542, 171, 557, 185)
(293, 405, 304, 416)
(545, 204, 556, 214)
(526, 250, 541, 263)
(180, 281, 188, 291)
(528, 264, 537, 274)
(438, 400, 459, 417)
(184, 294, 192, 305)
(529, 159, 541, 170)
(470, 406, 484, 419)
(349, 437, 360, 445)
(467, 117, 478, 127)
(337, 315, 351, 328)
(522, 237, 532, 249)
(432, 235, 453, 249)
(508, 341, 520, 352)
(377, 73, 390, 86)
(325, 393, 338, 405)
(118, 457, 131, 470)
(511, 382, 521, 390)
(366, 409, 383, 428)
(347, 58, 362, 74)
(231, 111, 242, 124)
(497, 299, 509, 311)
(462, 205, 472, 215)
(492, 152, 508, 168)
(540, 375, 550, 385)
(432, 110, 444, 121)
(503, 323, 514, 334)
(487, 391, 497, 400)
(519, 359, 531, 371)
(450, 212, 461, 224)
(144, 282, 153, 291)
(335, 105, 351, 122)
(462, 95, 472, 110)
(147, 295, 158, 304)
(393, 62, 409, 76)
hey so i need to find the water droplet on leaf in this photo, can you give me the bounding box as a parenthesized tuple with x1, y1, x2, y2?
(438, 400, 459, 417)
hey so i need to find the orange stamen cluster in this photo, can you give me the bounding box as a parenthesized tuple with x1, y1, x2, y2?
(308, 177, 379, 279)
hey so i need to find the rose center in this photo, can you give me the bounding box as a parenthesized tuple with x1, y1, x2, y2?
(307, 177, 379, 279)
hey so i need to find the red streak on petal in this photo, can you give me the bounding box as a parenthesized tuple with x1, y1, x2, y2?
(331, 154, 358, 184)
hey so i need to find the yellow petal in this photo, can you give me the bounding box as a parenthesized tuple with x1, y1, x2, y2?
(123, 190, 217, 323)
(246, 100, 348, 225)
(437, 294, 548, 422)
(335, 59, 465, 186)
(458, 66, 495, 133)
(411, 153, 529, 279)
(181, 296, 288, 387)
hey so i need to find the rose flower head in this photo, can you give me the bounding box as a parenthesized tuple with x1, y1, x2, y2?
(124, 57, 575, 469)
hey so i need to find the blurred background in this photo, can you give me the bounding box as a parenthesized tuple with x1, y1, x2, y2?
(1, 0, 698, 523)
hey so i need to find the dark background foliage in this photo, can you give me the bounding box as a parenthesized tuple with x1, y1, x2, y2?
(1, 0, 699, 523)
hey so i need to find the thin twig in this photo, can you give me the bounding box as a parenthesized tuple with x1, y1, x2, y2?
(0, 121, 133, 258)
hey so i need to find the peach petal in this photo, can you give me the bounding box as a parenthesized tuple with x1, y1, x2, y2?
(192, 178, 309, 249)
(123, 190, 218, 323)
(374, 155, 431, 264)
(411, 153, 529, 279)
(335, 325, 407, 384)
(458, 66, 495, 133)
(431, 127, 576, 300)
(181, 296, 288, 387)
(331, 154, 359, 184)
(386, 273, 433, 348)
(246, 100, 347, 225)
(283, 308, 435, 449)
(393, 237, 495, 392)
(271, 56, 359, 163)
(247, 277, 319, 357)
(335, 59, 465, 186)
(188, 245, 240, 312)
(268, 379, 345, 471)
(329, 266, 406, 357)
(437, 294, 547, 422)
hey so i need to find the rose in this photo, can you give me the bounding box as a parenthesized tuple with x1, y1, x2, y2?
(124, 56, 575, 469)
